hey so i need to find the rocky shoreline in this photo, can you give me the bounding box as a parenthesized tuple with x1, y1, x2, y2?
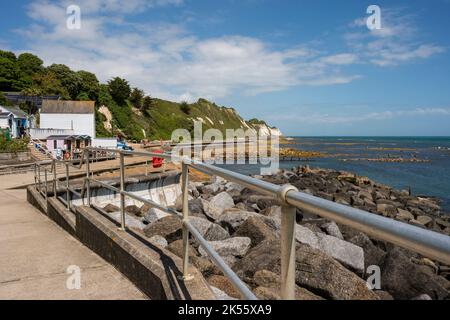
(103, 166, 450, 300)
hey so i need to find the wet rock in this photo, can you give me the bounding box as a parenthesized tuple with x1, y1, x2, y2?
(381, 248, 449, 300)
(199, 237, 251, 259)
(103, 203, 119, 213)
(144, 208, 170, 224)
(216, 209, 260, 232)
(143, 215, 182, 243)
(235, 216, 278, 247)
(295, 243, 379, 300)
(148, 235, 168, 248)
(203, 192, 234, 220)
(207, 275, 241, 299)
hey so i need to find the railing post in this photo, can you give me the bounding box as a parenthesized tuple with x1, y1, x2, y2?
(44, 169, 48, 206)
(34, 163, 37, 191)
(119, 152, 126, 230)
(85, 151, 91, 207)
(181, 162, 193, 281)
(278, 185, 298, 300)
(37, 164, 41, 193)
(66, 163, 71, 211)
(52, 160, 57, 197)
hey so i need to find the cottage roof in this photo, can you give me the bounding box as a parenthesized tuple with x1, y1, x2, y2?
(41, 100, 95, 114)
(0, 112, 13, 119)
(0, 106, 28, 118)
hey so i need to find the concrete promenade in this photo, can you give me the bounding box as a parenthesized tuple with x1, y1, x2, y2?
(0, 161, 148, 299)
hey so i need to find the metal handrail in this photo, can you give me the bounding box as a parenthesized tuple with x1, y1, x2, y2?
(33, 146, 450, 301)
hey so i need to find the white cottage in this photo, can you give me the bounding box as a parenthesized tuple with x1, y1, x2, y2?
(30, 100, 117, 154)
(40, 100, 96, 137)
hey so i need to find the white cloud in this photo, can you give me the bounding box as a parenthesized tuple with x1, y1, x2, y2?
(346, 8, 445, 67)
(15, 0, 361, 102)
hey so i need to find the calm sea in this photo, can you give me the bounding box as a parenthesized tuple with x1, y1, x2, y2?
(221, 137, 450, 212)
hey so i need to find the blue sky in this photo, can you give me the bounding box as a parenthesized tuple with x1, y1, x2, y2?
(1, 0, 450, 136)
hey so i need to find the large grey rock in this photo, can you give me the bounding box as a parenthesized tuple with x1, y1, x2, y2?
(203, 192, 234, 220)
(295, 243, 379, 300)
(148, 235, 168, 248)
(199, 237, 251, 258)
(316, 233, 365, 274)
(204, 223, 230, 241)
(216, 209, 260, 232)
(189, 216, 212, 237)
(144, 208, 170, 224)
(235, 216, 278, 247)
(381, 248, 449, 300)
(143, 215, 182, 243)
(201, 182, 222, 195)
(189, 216, 230, 241)
(233, 240, 377, 300)
(225, 182, 245, 196)
(253, 270, 323, 300)
(295, 224, 365, 274)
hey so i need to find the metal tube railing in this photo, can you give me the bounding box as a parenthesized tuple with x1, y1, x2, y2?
(33, 146, 450, 301)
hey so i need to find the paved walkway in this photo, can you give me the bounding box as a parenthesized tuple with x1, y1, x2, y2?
(0, 187, 147, 300)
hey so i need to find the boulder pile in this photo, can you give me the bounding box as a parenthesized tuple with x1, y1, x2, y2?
(103, 166, 450, 300)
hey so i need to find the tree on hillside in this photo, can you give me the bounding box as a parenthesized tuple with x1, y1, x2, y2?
(26, 71, 69, 98)
(0, 50, 16, 61)
(77, 70, 100, 101)
(17, 53, 43, 75)
(108, 77, 131, 105)
(97, 84, 114, 106)
(129, 87, 144, 109)
(180, 101, 191, 115)
(47, 64, 82, 99)
(142, 96, 154, 111)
